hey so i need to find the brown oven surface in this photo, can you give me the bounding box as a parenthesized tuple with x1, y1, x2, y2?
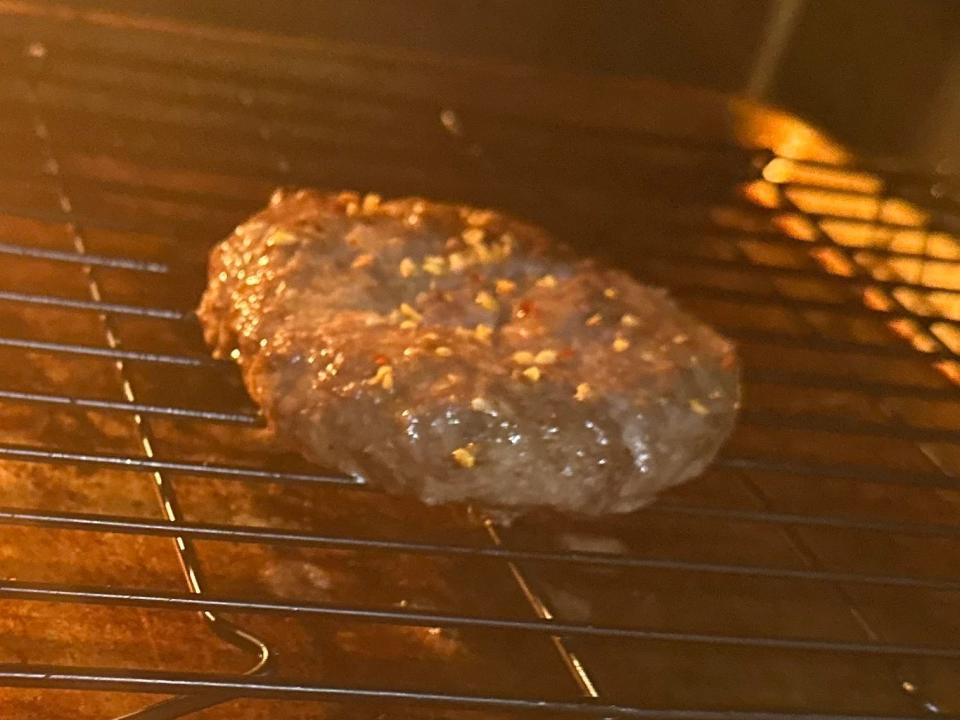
(0, 4, 958, 719)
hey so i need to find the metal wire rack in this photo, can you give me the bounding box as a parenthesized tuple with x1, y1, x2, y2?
(0, 5, 959, 720)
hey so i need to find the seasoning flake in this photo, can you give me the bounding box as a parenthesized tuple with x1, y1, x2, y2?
(534, 349, 558, 365)
(495, 278, 517, 295)
(474, 324, 493, 343)
(522, 366, 542, 382)
(399, 257, 417, 277)
(452, 446, 476, 468)
(475, 290, 499, 312)
(367, 365, 394, 391)
(423, 255, 447, 276)
(351, 253, 374, 269)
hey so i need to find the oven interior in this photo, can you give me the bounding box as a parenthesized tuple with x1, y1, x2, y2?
(0, 6, 958, 720)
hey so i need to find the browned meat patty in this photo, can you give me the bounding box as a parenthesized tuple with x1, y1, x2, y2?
(198, 189, 739, 518)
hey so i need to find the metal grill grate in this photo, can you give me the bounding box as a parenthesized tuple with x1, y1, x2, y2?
(0, 5, 959, 720)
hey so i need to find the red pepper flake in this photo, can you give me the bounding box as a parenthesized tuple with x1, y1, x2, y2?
(374, 354, 389, 366)
(559, 346, 576, 360)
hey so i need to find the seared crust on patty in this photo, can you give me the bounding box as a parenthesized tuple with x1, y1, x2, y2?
(198, 189, 739, 518)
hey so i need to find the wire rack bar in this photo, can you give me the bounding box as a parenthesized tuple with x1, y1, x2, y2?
(673, 225, 960, 268)
(0, 442, 356, 485)
(3, 579, 958, 658)
(717, 456, 960, 489)
(0, 336, 219, 367)
(649, 502, 960, 539)
(0, 317, 946, 388)
(743, 368, 959, 400)
(0, 434, 960, 496)
(2, 381, 958, 444)
(0, 288, 184, 319)
(10, 269, 954, 341)
(0, 239, 168, 272)
(2, 506, 957, 592)
(1, 355, 955, 424)
(738, 410, 960, 443)
(1, 664, 946, 720)
(644, 252, 960, 296)
(726, 328, 957, 360)
(670, 284, 960, 328)
(2, 184, 959, 279)
(4, 466, 959, 540)
(0, 388, 258, 424)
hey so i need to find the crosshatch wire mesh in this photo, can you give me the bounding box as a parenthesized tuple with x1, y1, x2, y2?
(0, 4, 958, 720)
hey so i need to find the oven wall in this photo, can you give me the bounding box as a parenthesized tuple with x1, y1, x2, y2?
(45, 0, 960, 163)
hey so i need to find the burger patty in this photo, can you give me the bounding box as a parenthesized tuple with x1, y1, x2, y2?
(198, 189, 739, 518)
